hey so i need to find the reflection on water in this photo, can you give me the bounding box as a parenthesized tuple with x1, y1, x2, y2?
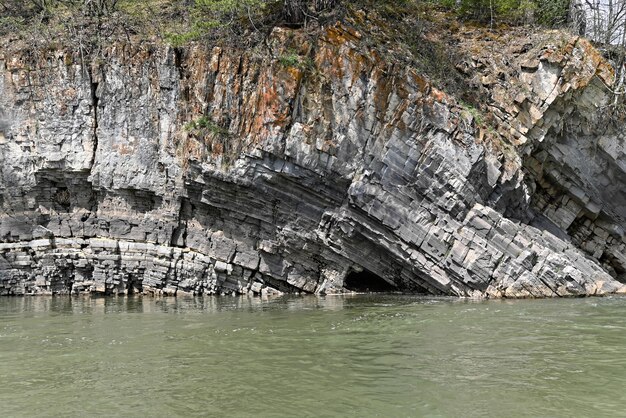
(2, 295, 626, 417)
(1, 293, 475, 315)
(1, 293, 364, 314)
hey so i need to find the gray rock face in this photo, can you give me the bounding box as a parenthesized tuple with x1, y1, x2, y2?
(1, 26, 625, 297)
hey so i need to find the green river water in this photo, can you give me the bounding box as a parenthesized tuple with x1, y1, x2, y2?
(2, 295, 626, 417)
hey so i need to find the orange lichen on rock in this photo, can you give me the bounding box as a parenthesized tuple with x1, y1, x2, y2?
(576, 38, 615, 85)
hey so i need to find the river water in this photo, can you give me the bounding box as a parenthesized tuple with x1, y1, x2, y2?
(2, 295, 626, 417)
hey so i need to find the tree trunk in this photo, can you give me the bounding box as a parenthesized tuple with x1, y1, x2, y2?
(84, 0, 118, 17)
(314, 0, 337, 12)
(283, 0, 306, 24)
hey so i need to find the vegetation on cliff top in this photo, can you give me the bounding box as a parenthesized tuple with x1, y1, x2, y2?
(0, 0, 579, 45)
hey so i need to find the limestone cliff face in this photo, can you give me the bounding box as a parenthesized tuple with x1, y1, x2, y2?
(1, 23, 625, 297)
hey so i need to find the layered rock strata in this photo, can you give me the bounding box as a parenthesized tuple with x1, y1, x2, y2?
(1, 23, 625, 297)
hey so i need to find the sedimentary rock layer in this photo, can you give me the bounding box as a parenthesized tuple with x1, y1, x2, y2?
(1, 24, 625, 297)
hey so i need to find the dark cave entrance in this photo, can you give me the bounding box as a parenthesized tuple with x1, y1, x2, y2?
(344, 269, 398, 293)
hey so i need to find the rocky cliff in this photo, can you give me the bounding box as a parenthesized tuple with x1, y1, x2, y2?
(1, 17, 626, 297)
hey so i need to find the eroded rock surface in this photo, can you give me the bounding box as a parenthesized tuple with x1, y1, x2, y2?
(1, 23, 625, 297)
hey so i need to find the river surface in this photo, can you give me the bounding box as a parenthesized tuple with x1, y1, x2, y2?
(2, 295, 626, 417)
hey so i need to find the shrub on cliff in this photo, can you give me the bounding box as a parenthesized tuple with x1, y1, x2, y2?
(0, 0, 120, 19)
(164, 0, 341, 45)
(433, 0, 571, 27)
(163, 0, 282, 46)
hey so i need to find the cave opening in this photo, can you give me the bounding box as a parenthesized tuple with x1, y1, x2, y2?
(344, 269, 398, 293)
